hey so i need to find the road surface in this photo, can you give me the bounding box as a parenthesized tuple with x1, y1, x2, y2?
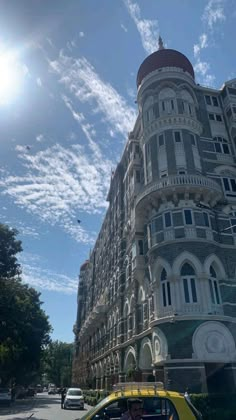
(0, 392, 91, 420)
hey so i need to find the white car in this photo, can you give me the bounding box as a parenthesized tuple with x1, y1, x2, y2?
(63, 388, 84, 410)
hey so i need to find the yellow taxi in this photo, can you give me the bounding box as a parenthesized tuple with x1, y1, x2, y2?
(79, 382, 202, 420)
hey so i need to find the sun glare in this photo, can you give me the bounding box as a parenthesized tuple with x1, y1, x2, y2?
(0, 51, 23, 104)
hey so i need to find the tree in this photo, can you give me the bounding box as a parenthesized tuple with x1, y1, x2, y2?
(0, 223, 22, 278)
(0, 223, 51, 385)
(42, 341, 73, 387)
(0, 277, 51, 385)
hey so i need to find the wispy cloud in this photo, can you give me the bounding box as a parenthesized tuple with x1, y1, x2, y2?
(193, 33, 208, 58)
(36, 134, 45, 142)
(36, 77, 42, 87)
(49, 52, 136, 138)
(20, 253, 78, 294)
(193, 0, 226, 87)
(202, 0, 226, 29)
(0, 141, 113, 244)
(79, 31, 85, 38)
(124, 0, 159, 54)
(121, 23, 128, 32)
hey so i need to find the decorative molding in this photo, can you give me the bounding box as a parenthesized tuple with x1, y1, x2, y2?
(143, 115, 202, 141)
(192, 321, 236, 362)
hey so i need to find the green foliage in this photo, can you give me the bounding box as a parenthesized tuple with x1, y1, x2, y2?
(83, 389, 110, 406)
(0, 223, 22, 278)
(0, 277, 51, 385)
(190, 393, 236, 420)
(41, 340, 73, 387)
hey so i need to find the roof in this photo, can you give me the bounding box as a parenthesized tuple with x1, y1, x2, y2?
(137, 48, 195, 87)
(80, 260, 89, 271)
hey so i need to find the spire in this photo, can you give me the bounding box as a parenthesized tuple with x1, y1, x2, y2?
(158, 35, 164, 50)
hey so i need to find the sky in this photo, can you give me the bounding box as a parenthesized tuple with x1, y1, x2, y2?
(0, 0, 236, 343)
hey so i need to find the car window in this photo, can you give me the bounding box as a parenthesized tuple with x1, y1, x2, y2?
(142, 397, 179, 420)
(67, 389, 82, 396)
(91, 398, 128, 420)
(91, 397, 179, 420)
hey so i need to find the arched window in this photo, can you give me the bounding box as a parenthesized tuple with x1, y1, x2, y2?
(123, 304, 129, 341)
(181, 263, 197, 303)
(209, 266, 221, 305)
(159, 87, 176, 115)
(180, 89, 195, 116)
(161, 268, 171, 307)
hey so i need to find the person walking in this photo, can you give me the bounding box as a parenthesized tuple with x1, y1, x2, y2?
(61, 387, 66, 409)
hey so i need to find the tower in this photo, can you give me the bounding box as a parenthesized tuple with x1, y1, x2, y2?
(73, 42, 236, 393)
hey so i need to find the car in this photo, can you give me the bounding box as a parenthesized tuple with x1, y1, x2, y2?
(0, 388, 11, 406)
(48, 386, 57, 395)
(63, 387, 84, 410)
(79, 382, 202, 420)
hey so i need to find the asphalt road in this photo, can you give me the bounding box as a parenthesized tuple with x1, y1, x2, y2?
(0, 392, 91, 420)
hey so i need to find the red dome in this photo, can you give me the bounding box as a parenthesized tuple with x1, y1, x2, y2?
(137, 49, 194, 88)
(80, 260, 89, 271)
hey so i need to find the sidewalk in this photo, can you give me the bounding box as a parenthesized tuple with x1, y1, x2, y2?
(0, 396, 36, 419)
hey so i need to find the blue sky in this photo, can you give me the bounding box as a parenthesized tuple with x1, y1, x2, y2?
(0, 0, 235, 342)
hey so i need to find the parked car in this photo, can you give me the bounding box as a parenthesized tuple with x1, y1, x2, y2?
(0, 388, 11, 406)
(78, 382, 202, 420)
(48, 386, 57, 395)
(63, 387, 84, 410)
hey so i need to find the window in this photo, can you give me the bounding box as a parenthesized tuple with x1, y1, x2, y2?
(209, 113, 223, 122)
(181, 263, 197, 303)
(162, 101, 165, 111)
(184, 209, 193, 225)
(205, 95, 219, 107)
(190, 134, 196, 146)
(178, 169, 186, 175)
(164, 212, 172, 228)
(205, 95, 211, 105)
(161, 268, 171, 307)
(203, 212, 210, 227)
(171, 99, 175, 110)
(223, 177, 236, 194)
(135, 145, 140, 153)
(138, 240, 144, 255)
(213, 137, 230, 154)
(216, 114, 222, 122)
(174, 131, 181, 143)
(212, 96, 219, 107)
(159, 134, 164, 146)
(209, 266, 221, 305)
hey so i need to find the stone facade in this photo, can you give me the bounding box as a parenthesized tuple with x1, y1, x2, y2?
(72, 45, 236, 393)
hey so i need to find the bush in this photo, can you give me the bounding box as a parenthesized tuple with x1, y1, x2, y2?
(190, 393, 236, 420)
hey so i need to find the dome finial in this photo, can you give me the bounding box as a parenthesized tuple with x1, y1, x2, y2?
(158, 35, 164, 50)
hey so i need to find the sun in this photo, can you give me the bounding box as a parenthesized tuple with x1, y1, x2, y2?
(0, 51, 23, 105)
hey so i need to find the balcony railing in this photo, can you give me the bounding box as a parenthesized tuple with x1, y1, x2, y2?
(142, 114, 202, 139)
(156, 303, 224, 318)
(136, 174, 223, 209)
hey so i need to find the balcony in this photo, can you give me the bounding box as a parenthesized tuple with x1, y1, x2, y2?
(136, 174, 223, 212)
(156, 303, 224, 318)
(142, 114, 202, 142)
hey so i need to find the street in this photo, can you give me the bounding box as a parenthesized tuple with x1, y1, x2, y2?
(0, 392, 90, 420)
